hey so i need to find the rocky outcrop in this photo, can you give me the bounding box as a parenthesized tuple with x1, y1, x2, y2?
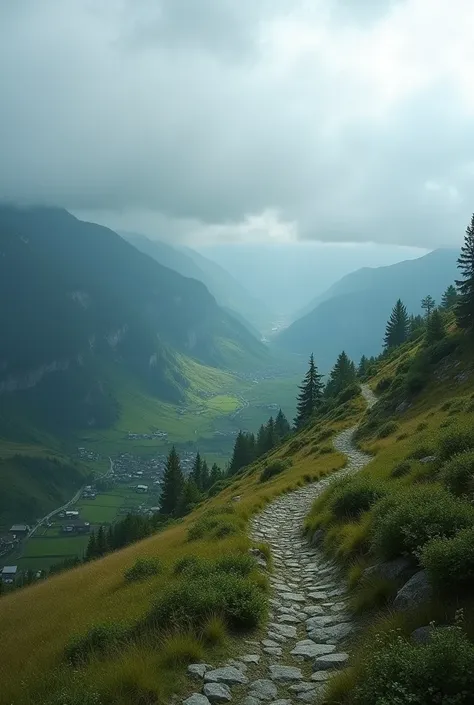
(394, 571, 432, 611)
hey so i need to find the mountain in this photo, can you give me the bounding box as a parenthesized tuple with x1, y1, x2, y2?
(122, 233, 271, 333)
(276, 249, 459, 369)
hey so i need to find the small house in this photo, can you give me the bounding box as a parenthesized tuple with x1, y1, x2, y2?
(65, 510, 79, 518)
(136, 484, 148, 493)
(1, 565, 18, 583)
(9, 524, 30, 535)
(61, 520, 91, 534)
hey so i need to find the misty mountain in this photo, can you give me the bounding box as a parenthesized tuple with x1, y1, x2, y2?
(276, 249, 459, 370)
(123, 232, 271, 333)
(0, 206, 267, 435)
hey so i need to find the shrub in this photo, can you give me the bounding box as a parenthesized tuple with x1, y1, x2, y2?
(438, 427, 474, 461)
(331, 479, 387, 519)
(404, 369, 428, 395)
(352, 627, 474, 705)
(372, 485, 474, 560)
(375, 377, 392, 394)
(160, 633, 204, 666)
(187, 514, 241, 541)
(439, 450, 474, 495)
(428, 336, 460, 364)
(202, 616, 227, 645)
(421, 527, 474, 594)
(408, 445, 435, 460)
(376, 421, 398, 439)
(260, 460, 287, 483)
(173, 555, 202, 576)
(65, 622, 129, 664)
(124, 557, 162, 582)
(337, 382, 361, 403)
(391, 460, 411, 478)
(148, 572, 266, 631)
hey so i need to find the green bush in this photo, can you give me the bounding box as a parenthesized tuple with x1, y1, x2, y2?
(372, 485, 474, 560)
(65, 622, 129, 664)
(439, 427, 474, 461)
(428, 336, 460, 364)
(375, 377, 392, 394)
(408, 445, 435, 460)
(173, 553, 255, 580)
(124, 557, 162, 582)
(404, 368, 428, 395)
(391, 460, 411, 478)
(173, 555, 202, 575)
(260, 460, 287, 483)
(187, 513, 241, 541)
(148, 572, 266, 631)
(376, 421, 398, 439)
(439, 451, 474, 495)
(352, 626, 474, 705)
(337, 383, 361, 403)
(331, 478, 387, 519)
(422, 527, 474, 594)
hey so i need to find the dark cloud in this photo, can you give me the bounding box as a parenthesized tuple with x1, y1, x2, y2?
(0, 0, 472, 247)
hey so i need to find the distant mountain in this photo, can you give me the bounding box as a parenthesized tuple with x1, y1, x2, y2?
(0, 206, 267, 437)
(123, 233, 271, 333)
(276, 249, 459, 370)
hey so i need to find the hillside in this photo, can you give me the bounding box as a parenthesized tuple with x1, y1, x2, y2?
(123, 233, 271, 333)
(277, 249, 459, 370)
(0, 206, 268, 524)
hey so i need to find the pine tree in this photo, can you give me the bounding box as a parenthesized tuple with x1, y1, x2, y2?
(294, 353, 324, 428)
(275, 409, 290, 440)
(456, 213, 474, 331)
(160, 446, 184, 516)
(357, 355, 369, 379)
(441, 284, 458, 310)
(426, 309, 446, 345)
(209, 463, 222, 486)
(96, 525, 108, 556)
(384, 299, 409, 349)
(177, 477, 201, 516)
(421, 295, 436, 318)
(191, 452, 202, 491)
(229, 431, 256, 474)
(256, 424, 267, 456)
(264, 417, 276, 453)
(201, 460, 210, 491)
(85, 530, 98, 561)
(325, 351, 356, 398)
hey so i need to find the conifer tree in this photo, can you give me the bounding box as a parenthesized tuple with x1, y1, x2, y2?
(456, 213, 474, 331)
(426, 309, 446, 345)
(256, 424, 267, 456)
(275, 409, 291, 440)
(177, 477, 200, 516)
(160, 446, 184, 516)
(384, 299, 409, 349)
(325, 351, 356, 398)
(421, 295, 436, 318)
(294, 353, 323, 428)
(229, 431, 256, 474)
(441, 285, 458, 310)
(201, 459, 210, 491)
(96, 525, 108, 556)
(85, 530, 98, 561)
(357, 355, 369, 378)
(264, 417, 276, 453)
(209, 463, 222, 486)
(191, 452, 202, 491)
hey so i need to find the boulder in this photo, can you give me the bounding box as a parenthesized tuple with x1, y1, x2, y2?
(183, 695, 211, 705)
(411, 625, 435, 644)
(268, 665, 303, 681)
(188, 664, 211, 679)
(203, 683, 232, 703)
(204, 667, 248, 685)
(314, 652, 349, 670)
(248, 679, 278, 701)
(290, 640, 336, 659)
(394, 571, 432, 611)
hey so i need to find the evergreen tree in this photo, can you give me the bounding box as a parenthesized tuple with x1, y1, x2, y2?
(229, 431, 256, 474)
(294, 353, 324, 428)
(191, 452, 202, 491)
(384, 299, 409, 349)
(177, 477, 201, 516)
(275, 409, 291, 440)
(256, 424, 267, 456)
(325, 351, 356, 398)
(201, 459, 210, 491)
(421, 295, 436, 318)
(456, 213, 474, 331)
(160, 446, 184, 516)
(441, 284, 458, 310)
(209, 463, 222, 487)
(264, 417, 277, 453)
(96, 525, 108, 556)
(85, 530, 98, 561)
(426, 309, 446, 345)
(357, 355, 369, 379)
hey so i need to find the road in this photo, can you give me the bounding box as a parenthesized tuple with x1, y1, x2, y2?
(27, 456, 114, 538)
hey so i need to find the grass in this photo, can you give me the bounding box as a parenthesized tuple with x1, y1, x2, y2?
(22, 536, 89, 559)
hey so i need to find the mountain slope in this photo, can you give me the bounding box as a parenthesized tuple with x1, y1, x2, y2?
(123, 232, 271, 333)
(276, 249, 459, 369)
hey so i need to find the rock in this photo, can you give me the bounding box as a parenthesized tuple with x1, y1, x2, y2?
(262, 639, 280, 648)
(396, 400, 411, 414)
(291, 640, 336, 659)
(281, 592, 306, 603)
(263, 647, 282, 656)
(314, 653, 349, 670)
(298, 691, 321, 702)
(304, 605, 324, 617)
(241, 654, 260, 664)
(226, 660, 248, 673)
(203, 683, 232, 703)
(307, 622, 353, 644)
(267, 631, 287, 643)
(306, 615, 337, 630)
(311, 672, 331, 682)
(394, 571, 432, 611)
(269, 665, 303, 681)
(271, 700, 292, 705)
(183, 695, 211, 705)
(242, 698, 260, 705)
(419, 456, 437, 464)
(270, 623, 297, 638)
(289, 683, 318, 693)
(363, 557, 412, 583)
(411, 625, 434, 644)
(308, 591, 328, 601)
(249, 547, 267, 568)
(188, 664, 210, 679)
(278, 614, 300, 624)
(232, 495, 242, 502)
(248, 679, 278, 700)
(311, 529, 324, 546)
(204, 667, 248, 686)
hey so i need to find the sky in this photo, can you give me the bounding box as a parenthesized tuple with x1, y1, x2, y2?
(1, 0, 474, 248)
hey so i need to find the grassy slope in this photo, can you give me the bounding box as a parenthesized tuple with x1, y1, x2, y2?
(0, 394, 364, 705)
(304, 333, 474, 702)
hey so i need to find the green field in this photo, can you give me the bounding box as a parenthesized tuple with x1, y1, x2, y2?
(23, 535, 89, 559)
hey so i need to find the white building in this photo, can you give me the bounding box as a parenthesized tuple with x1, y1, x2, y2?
(1, 565, 18, 584)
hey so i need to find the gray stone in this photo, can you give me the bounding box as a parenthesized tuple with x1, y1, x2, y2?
(271, 700, 292, 705)
(242, 698, 260, 705)
(289, 683, 318, 693)
(183, 695, 211, 705)
(419, 456, 437, 464)
(303, 605, 324, 616)
(311, 529, 324, 546)
(308, 591, 328, 600)
(307, 622, 353, 644)
(278, 614, 300, 624)
(411, 625, 434, 644)
(291, 640, 336, 659)
(263, 647, 282, 656)
(270, 623, 297, 638)
(204, 667, 248, 685)
(262, 639, 280, 648)
(203, 683, 232, 703)
(314, 653, 349, 670)
(267, 631, 287, 643)
(241, 654, 260, 664)
(269, 665, 303, 681)
(281, 592, 306, 603)
(249, 678, 278, 700)
(306, 615, 337, 630)
(311, 672, 331, 682)
(394, 571, 432, 611)
(188, 664, 210, 679)
(363, 557, 412, 583)
(298, 691, 321, 702)
(226, 660, 248, 673)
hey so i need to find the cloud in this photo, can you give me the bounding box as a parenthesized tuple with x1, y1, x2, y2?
(0, 0, 473, 247)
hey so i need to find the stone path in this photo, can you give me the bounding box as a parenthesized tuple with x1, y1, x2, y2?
(184, 386, 377, 705)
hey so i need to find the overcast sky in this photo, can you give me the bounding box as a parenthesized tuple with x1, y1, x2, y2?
(1, 0, 473, 247)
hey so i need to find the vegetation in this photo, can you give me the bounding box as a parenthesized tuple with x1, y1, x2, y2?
(124, 557, 162, 582)
(294, 353, 324, 427)
(456, 213, 474, 332)
(384, 298, 409, 349)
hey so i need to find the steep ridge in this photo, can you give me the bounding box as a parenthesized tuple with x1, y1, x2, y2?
(182, 387, 376, 704)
